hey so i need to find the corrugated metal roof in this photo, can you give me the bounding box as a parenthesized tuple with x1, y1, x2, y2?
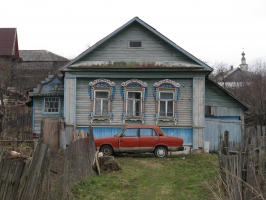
(0, 28, 19, 57)
(19, 50, 69, 62)
(60, 17, 213, 72)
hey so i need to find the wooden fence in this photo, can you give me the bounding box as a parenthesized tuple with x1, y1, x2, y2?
(0, 144, 50, 200)
(0, 104, 32, 141)
(219, 126, 266, 200)
(0, 130, 96, 200)
(49, 132, 96, 199)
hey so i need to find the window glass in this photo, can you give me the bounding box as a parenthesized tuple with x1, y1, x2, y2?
(123, 128, 138, 137)
(96, 91, 108, 98)
(44, 97, 60, 113)
(159, 92, 174, 117)
(127, 92, 141, 116)
(160, 92, 173, 99)
(94, 91, 109, 116)
(140, 129, 157, 137)
(129, 41, 142, 48)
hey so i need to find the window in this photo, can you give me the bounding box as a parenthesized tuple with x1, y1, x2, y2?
(123, 128, 138, 137)
(88, 78, 116, 123)
(121, 79, 148, 123)
(159, 92, 174, 117)
(128, 40, 142, 48)
(126, 91, 141, 116)
(140, 128, 157, 137)
(94, 91, 110, 116)
(153, 79, 180, 125)
(44, 97, 60, 113)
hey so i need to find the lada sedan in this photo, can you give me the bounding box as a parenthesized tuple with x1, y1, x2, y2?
(94, 125, 184, 158)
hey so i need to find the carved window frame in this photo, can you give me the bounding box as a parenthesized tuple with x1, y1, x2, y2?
(153, 79, 180, 125)
(88, 79, 116, 124)
(121, 79, 148, 124)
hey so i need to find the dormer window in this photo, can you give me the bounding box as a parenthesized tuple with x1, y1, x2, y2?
(128, 40, 142, 48)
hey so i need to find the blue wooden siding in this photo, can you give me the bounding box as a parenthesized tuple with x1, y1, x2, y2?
(77, 126, 123, 138)
(76, 78, 193, 127)
(204, 119, 242, 152)
(32, 97, 64, 136)
(161, 128, 193, 145)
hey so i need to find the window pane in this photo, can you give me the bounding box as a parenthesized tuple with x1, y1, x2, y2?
(96, 91, 108, 98)
(128, 92, 141, 99)
(160, 92, 173, 99)
(135, 100, 140, 116)
(123, 128, 138, 137)
(129, 41, 142, 47)
(159, 101, 166, 116)
(102, 100, 109, 116)
(44, 97, 60, 113)
(127, 100, 134, 116)
(167, 101, 174, 116)
(95, 99, 101, 115)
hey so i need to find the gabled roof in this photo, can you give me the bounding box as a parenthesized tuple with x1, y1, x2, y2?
(0, 28, 19, 57)
(19, 50, 69, 62)
(61, 17, 213, 72)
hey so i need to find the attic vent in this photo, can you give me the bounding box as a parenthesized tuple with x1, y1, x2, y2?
(129, 41, 142, 48)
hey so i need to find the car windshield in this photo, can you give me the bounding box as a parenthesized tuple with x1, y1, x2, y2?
(115, 129, 124, 137)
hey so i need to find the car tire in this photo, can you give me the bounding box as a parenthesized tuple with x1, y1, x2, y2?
(155, 146, 168, 158)
(100, 145, 114, 156)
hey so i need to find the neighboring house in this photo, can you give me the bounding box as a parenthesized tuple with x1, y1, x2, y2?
(12, 50, 69, 94)
(0, 28, 69, 97)
(29, 17, 249, 152)
(0, 28, 21, 90)
(215, 51, 250, 87)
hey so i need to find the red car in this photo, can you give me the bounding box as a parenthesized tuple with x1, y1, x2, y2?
(94, 125, 184, 158)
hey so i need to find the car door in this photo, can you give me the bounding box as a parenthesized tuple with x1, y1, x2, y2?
(119, 128, 139, 152)
(139, 128, 159, 152)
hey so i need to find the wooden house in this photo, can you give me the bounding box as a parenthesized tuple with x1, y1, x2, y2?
(29, 17, 248, 152)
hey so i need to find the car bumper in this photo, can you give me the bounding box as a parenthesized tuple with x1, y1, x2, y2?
(168, 146, 185, 151)
(177, 146, 185, 151)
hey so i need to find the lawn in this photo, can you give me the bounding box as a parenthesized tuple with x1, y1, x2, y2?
(72, 153, 223, 200)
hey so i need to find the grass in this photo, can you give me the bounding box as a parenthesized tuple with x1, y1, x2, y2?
(72, 153, 223, 200)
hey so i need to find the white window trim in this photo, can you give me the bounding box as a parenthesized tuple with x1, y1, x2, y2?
(93, 90, 110, 116)
(158, 91, 174, 117)
(126, 90, 142, 117)
(43, 97, 61, 114)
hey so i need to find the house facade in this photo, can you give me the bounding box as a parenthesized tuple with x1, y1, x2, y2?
(29, 17, 248, 151)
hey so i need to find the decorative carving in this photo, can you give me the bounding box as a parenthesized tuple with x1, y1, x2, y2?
(121, 79, 147, 87)
(89, 78, 115, 87)
(154, 79, 180, 88)
(89, 112, 114, 124)
(39, 75, 63, 94)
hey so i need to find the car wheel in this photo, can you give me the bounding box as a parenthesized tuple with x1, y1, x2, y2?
(100, 145, 114, 156)
(155, 146, 168, 158)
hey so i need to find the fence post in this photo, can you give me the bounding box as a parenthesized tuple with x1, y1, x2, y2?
(222, 131, 229, 155)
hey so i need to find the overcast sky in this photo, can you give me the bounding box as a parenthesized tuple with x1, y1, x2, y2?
(2, 0, 266, 68)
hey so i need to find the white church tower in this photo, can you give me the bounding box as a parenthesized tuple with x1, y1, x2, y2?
(239, 50, 248, 71)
